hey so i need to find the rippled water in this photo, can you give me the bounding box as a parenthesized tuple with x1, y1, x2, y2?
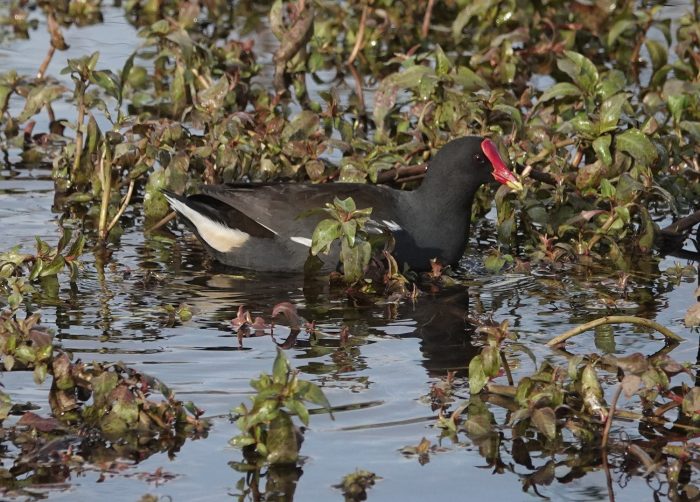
(1, 5, 699, 501)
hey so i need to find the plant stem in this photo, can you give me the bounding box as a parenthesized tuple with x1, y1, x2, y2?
(421, 0, 435, 38)
(347, 4, 369, 65)
(585, 211, 617, 253)
(105, 180, 135, 236)
(71, 84, 86, 181)
(36, 45, 56, 80)
(601, 384, 622, 450)
(602, 450, 616, 502)
(500, 350, 514, 386)
(145, 211, 177, 233)
(98, 145, 112, 240)
(546, 315, 683, 347)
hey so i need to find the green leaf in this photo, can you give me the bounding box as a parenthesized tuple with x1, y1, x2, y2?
(33, 363, 48, 384)
(454, 66, 488, 91)
(387, 64, 431, 90)
(311, 219, 341, 255)
(434, 45, 452, 76)
(18, 84, 66, 122)
(481, 346, 501, 377)
(539, 82, 582, 102)
(0, 85, 11, 114)
(285, 398, 310, 426)
(599, 93, 628, 133)
(600, 178, 616, 199)
(596, 70, 627, 100)
(3, 354, 15, 372)
(615, 128, 658, 167)
(637, 206, 655, 252)
(197, 75, 230, 114)
(334, 196, 356, 214)
(492, 104, 522, 128)
(567, 355, 584, 380)
(558, 51, 599, 94)
(570, 113, 596, 139)
(67, 233, 86, 259)
(170, 64, 186, 116)
(15, 345, 36, 364)
(272, 349, 290, 385)
(581, 364, 603, 398)
(607, 19, 636, 47)
(91, 372, 119, 406)
(681, 387, 700, 420)
(593, 134, 613, 166)
(645, 39, 667, 71)
(40, 255, 65, 277)
(468, 356, 488, 394)
(266, 412, 299, 465)
(28, 258, 43, 281)
(167, 28, 194, 63)
(680, 121, 700, 141)
(614, 205, 630, 224)
(296, 380, 332, 413)
(452, 0, 490, 39)
(531, 407, 557, 440)
(340, 239, 371, 283)
(56, 228, 73, 254)
(90, 70, 121, 99)
(342, 219, 357, 247)
(484, 253, 506, 272)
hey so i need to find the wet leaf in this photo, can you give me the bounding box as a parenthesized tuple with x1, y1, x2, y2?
(0, 85, 11, 113)
(599, 93, 627, 132)
(481, 346, 500, 377)
(558, 51, 599, 94)
(645, 39, 667, 71)
(531, 407, 557, 440)
(91, 70, 120, 99)
(621, 375, 641, 398)
(540, 82, 581, 102)
(684, 303, 700, 327)
(680, 121, 700, 141)
(266, 411, 299, 464)
(18, 411, 62, 432)
(340, 239, 371, 283)
(197, 75, 230, 114)
(607, 19, 635, 47)
(468, 356, 488, 394)
(342, 220, 357, 247)
(311, 219, 341, 255)
(593, 134, 613, 166)
(454, 66, 488, 91)
(615, 128, 657, 167)
(335, 470, 378, 500)
(681, 387, 700, 420)
(296, 380, 332, 413)
(18, 84, 66, 122)
(272, 348, 290, 384)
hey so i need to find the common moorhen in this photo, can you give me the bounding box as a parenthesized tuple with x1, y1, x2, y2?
(163, 136, 520, 272)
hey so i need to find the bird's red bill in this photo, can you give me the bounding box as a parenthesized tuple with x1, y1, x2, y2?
(481, 139, 519, 186)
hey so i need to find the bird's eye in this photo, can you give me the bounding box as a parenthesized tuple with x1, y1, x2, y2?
(473, 152, 485, 163)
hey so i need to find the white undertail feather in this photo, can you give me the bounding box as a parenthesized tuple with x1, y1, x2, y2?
(164, 194, 250, 252)
(290, 236, 312, 247)
(382, 219, 402, 231)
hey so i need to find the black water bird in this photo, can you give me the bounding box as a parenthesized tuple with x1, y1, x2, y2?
(163, 136, 521, 272)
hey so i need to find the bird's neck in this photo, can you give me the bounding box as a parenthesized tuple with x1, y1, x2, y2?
(408, 184, 477, 244)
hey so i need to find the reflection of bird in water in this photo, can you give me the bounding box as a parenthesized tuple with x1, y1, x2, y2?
(394, 286, 478, 376)
(169, 268, 481, 377)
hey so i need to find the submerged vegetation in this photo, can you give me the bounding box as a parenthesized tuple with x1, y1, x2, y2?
(0, 0, 699, 499)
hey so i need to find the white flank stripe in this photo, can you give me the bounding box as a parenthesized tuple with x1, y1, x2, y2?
(290, 236, 312, 247)
(382, 219, 402, 231)
(165, 195, 250, 252)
